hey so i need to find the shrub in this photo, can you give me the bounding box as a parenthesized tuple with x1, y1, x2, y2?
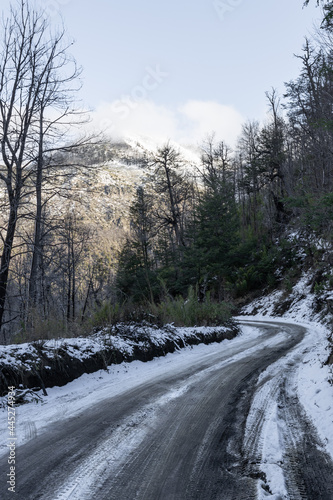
(149, 286, 233, 327)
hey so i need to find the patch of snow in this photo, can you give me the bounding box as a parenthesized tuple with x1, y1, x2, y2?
(297, 336, 333, 459)
(241, 289, 284, 317)
(241, 270, 330, 324)
(258, 403, 288, 500)
(123, 134, 201, 168)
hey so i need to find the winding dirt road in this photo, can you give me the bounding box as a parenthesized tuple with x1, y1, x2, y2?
(1, 320, 333, 499)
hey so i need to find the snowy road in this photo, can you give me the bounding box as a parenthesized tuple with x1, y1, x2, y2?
(1, 320, 333, 499)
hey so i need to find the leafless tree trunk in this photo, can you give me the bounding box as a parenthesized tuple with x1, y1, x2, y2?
(0, 1, 91, 333)
(150, 144, 191, 249)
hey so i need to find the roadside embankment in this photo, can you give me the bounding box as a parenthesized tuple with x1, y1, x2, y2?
(0, 322, 239, 396)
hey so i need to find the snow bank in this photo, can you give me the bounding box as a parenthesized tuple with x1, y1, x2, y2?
(0, 323, 238, 396)
(242, 270, 333, 327)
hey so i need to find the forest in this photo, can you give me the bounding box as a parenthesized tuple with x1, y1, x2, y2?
(0, 0, 333, 343)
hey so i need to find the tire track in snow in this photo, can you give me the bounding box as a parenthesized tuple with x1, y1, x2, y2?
(278, 376, 333, 500)
(51, 385, 190, 500)
(242, 323, 333, 500)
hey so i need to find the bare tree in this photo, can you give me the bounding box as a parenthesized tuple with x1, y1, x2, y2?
(27, 32, 84, 310)
(0, 0, 87, 332)
(200, 135, 234, 189)
(236, 121, 262, 234)
(149, 144, 192, 249)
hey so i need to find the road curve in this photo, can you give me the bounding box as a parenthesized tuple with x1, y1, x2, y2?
(1, 320, 333, 499)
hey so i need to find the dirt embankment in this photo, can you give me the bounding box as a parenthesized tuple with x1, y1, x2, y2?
(0, 323, 239, 396)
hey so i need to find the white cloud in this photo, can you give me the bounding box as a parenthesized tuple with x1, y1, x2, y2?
(178, 100, 244, 147)
(89, 99, 244, 148)
(90, 100, 176, 143)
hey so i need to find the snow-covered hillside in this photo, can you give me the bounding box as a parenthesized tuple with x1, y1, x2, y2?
(54, 136, 201, 234)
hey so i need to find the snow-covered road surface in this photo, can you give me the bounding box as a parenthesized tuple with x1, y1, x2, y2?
(1, 319, 332, 499)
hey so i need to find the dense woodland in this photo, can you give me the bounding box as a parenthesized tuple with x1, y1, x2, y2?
(1, 0, 333, 342)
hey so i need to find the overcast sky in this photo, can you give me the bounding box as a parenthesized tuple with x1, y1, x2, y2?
(2, 0, 322, 146)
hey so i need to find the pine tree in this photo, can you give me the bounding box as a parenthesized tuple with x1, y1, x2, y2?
(184, 141, 240, 301)
(116, 186, 157, 303)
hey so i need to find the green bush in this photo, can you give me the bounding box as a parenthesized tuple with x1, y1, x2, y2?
(314, 282, 326, 295)
(92, 301, 122, 326)
(149, 286, 233, 327)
